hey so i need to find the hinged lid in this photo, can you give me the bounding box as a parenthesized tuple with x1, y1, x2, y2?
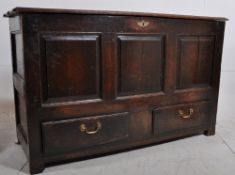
(4, 7, 228, 21)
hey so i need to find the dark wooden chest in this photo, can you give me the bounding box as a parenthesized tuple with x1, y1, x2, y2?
(4, 7, 227, 174)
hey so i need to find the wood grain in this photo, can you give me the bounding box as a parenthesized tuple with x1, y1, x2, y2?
(5, 8, 226, 174)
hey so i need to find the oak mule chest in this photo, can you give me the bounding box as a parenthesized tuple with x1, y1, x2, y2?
(4, 7, 227, 174)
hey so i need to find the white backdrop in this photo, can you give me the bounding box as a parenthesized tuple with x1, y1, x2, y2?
(0, 0, 234, 102)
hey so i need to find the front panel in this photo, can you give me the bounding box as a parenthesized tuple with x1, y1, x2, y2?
(40, 33, 102, 103)
(117, 34, 165, 97)
(33, 15, 219, 117)
(176, 35, 215, 89)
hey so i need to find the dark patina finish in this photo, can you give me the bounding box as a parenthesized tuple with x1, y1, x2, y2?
(4, 7, 227, 174)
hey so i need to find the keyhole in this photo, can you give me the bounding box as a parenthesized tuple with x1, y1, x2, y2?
(137, 20, 149, 28)
(142, 21, 145, 27)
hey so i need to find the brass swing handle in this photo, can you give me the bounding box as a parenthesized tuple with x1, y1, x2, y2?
(178, 108, 194, 119)
(80, 121, 102, 135)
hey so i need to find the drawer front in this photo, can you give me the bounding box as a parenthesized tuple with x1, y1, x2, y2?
(42, 112, 130, 155)
(153, 102, 212, 135)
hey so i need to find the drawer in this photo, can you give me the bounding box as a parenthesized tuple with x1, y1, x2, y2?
(42, 112, 130, 155)
(153, 102, 212, 135)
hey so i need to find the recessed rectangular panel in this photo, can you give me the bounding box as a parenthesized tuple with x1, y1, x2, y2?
(177, 36, 198, 88)
(11, 33, 24, 78)
(117, 35, 165, 96)
(40, 33, 101, 102)
(197, 37, 215, 84)
(177, 36, 215, 89)
(15, 34, 24, 78)
(15, 89, 28, 138)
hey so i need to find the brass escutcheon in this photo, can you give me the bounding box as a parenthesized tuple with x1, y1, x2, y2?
(137, 20, 149, 28)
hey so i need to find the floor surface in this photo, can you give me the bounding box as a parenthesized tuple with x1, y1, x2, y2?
(0, 72, 235, 175)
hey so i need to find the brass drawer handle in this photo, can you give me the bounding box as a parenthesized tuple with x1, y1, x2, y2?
(178, 108, 194, 119)
(137, 20, 149, 28)
(80, 121, 102, 135)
